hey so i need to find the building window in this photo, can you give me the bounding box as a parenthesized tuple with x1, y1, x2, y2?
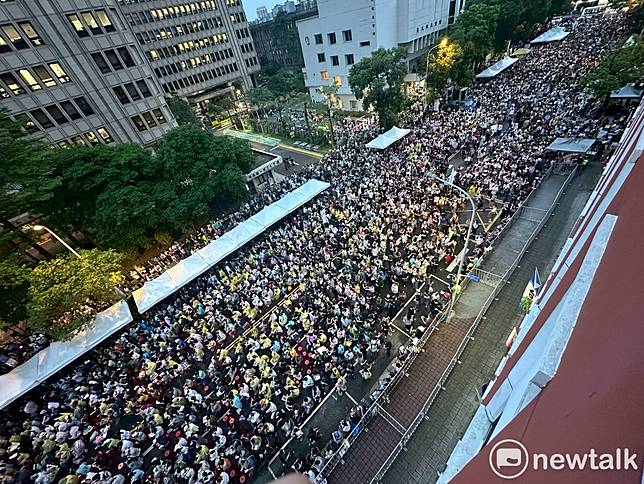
(327, 32, 336, 44)
(360, 40, 371, 47)
(317, 53, 325, 63)
(18, 69, 41, 91)
(74, 96, 94, 116)
(350, 100, 358, 110)
(104, 49, 124, 70)
(45, 105, 68, 125)
(320, 71, 329, 80)
(331, 55, 339, 66)
(91, 53, 111, 73)
(49, 63, 70, 83)
(18, 22, 44, 46)
(142, 111, 157, 128)
(33, 65, 56, 87)
(60, 101, 81, 120)
(345, 54, 355, 65)
(1, 24, 28, 50)
(113, 86, 130, 104)
(30, 108, 54, 129)
(15, 113, 39, 133)
(95, 10, 116, 33)
(152, 108, 167, 124)
(68, 14, 89, 37)
(71, 136, 86, 146)
(117, 47, 136, 67)
(334, 75, 342, 86)
(0, 84, 9, 99)
(124, 82, 141, 101)
(136, 79, 152, 97)
(85, 131, 100, 145)
(97, 127, 114, 143)
(314, 33, 322, 45)
(0, 73, 25, 95)
(0, 35, 10, 53)
(342, 29, 352, 42)
(131, 115, 147, 131)
(81, 12, 102, 35)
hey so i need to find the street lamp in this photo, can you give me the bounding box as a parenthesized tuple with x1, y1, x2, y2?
(425, 37, 450, 81)
(33, 224, 81, 259)
(427, 172, 476, 319)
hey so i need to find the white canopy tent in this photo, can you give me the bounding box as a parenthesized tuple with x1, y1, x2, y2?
(134, 179, 330, 314)
(531, 26, 570, 44)
(475, 56, 519, 79)
(0, 301, 133, 409)
(610, 84, 643, 99)
(366, 126, 411, 150)
(546, 137, 596, 154)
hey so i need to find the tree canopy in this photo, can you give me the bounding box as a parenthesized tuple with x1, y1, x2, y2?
(581, 35, 644, 96)
(349, 47, 409, 129)
(166, 95, 199, 125)
(0, 257, 30, 329)
(27, 249, 124, 340)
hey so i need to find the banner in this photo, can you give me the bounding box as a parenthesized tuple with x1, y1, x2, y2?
(520, 267, 542, 313)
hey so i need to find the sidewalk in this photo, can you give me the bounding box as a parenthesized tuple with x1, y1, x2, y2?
(380, 163, 602, 483)
(325, 166, 598, 483)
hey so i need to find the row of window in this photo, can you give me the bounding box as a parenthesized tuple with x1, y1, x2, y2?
(317, 53, 354, 65)
(113, 79, 154, 105)
(160, 62, 239, 93)
(236, 27, 251, 40)
(229, 12, 246, 24)
(146, 33, 229, 61)
(244, 57, 258, 68)
(240, 43, 254, 54)
(67, 9, 119, 38)
(313, 29, 352, 45)
(0, 21, 44, 53)
(56, 128, 114, 148)
(91, 47, 137, 73)
(134, 18, 223, 45)
(152, 49, 235, 78)
(131, 109, 168, 131)
(0, 63, 69, 98)
(13, 97, 95, 132)
(123, 1, 218, 26)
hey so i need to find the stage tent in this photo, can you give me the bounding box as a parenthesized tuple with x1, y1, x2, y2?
(0, 301, 133, 409)
(610, 84, 643, 99)
(366, 126, 411, 150)
(531, 26, 570, 44)
(546, 137, 596, 154)
(475, 56, 519, 79)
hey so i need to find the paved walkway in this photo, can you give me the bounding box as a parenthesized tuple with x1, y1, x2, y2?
(326, 165, 599, 483)
(380, 163, 602, 483)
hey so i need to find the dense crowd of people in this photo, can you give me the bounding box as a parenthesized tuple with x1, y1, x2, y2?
(0, 12, 631, 484)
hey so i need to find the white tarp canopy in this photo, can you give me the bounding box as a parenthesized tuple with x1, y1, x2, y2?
(366, 126, 411, 150)
(531, 26, 570, 44)
(476, 56, 519, 79)
(610, 84, 643, 99)
(134, 179, 330, 314)
(546, 137, 596, 153)
(0, 301, 133, 409)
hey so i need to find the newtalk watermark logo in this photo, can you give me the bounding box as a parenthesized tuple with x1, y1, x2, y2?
(489, 439, 639, 480)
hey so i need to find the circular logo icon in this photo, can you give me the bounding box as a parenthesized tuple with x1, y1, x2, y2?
(489, 438, 529, 479)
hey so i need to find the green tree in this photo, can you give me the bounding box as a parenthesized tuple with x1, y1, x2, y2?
(166, 95, 199, 125)
(270, 11, 300, 66)
(266, 69, 306, 96)
(349, 47, 409, 129)
(27, 249, 124, 340)
(0, 257, 31, 329)
(581, 35, 644, 96)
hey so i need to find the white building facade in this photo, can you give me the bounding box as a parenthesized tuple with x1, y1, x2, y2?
(297, 0, 465, 110)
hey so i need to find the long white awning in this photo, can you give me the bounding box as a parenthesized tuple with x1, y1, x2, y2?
(531, 26, 570, 44)
(366, 126, 411, 150)
(546, 137, 596, 154)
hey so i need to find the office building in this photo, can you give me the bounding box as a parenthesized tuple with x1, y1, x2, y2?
(118, 0, 261, 107)
(256, 6, 270, 22)
(249, 0, 318, 70)
(0, 0, 176, 147)
(297, 0, 466, 110)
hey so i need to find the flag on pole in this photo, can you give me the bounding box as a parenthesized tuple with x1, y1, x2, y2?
(520, 267, 541, 313)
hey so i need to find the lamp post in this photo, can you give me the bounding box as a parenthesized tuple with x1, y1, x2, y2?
(427, 172, 476, 319)
(424, 37, 450, 81)
(33, 224, 81, 259)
